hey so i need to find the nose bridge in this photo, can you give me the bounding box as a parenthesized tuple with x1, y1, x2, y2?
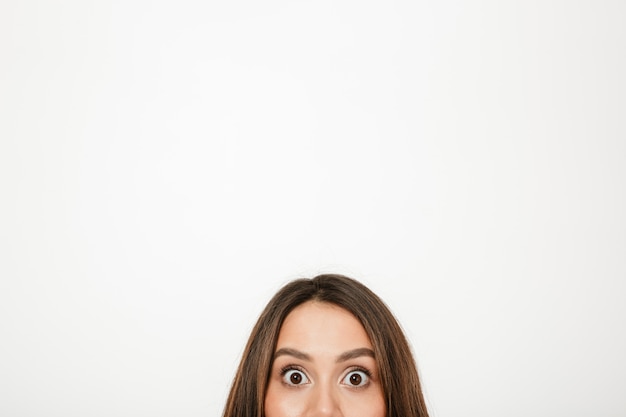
(307, 378, 342, 417)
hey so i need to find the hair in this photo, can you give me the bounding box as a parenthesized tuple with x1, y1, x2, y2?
(222, 273, 429, 417)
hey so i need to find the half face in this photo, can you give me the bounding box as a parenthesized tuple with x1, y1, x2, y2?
(264, 301, 386, 417)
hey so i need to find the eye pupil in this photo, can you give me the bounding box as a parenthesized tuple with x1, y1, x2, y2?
(349, 373, 362, 385)
(290, 372, 302, 384)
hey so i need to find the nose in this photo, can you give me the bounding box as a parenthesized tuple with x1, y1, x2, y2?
(306, 384, 343, 417)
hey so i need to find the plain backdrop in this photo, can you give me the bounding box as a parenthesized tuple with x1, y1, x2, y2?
(1, 1, 625, 416)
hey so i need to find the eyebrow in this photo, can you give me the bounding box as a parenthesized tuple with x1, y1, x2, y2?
(335, 347, 375, 363)
(273, 348, 312, 361)
(273, 347, 375, 363)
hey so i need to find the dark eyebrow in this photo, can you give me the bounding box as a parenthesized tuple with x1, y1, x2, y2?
(336, 348, 375, 363)
(273, 348, 312, 361)
(273, 347, 376, 363)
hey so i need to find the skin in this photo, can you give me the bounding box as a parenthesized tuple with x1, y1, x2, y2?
(264, 301, 386, 417)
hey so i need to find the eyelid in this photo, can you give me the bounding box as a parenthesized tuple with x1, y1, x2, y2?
(279, 364, 306, 374)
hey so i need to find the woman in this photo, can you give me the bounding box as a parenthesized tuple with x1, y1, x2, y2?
(222, 274, 429, 417)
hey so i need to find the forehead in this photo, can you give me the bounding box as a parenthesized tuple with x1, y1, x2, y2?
(275, 301, 373, 352)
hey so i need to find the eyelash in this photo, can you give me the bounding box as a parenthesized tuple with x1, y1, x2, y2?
(280, 365, 304, 374)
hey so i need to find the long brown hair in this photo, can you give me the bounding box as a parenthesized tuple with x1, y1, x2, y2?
(222, 274, 429, 417)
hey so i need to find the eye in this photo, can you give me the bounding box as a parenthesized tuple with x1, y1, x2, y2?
(281, 368, 310, 386)
(341, 369, 370, 388)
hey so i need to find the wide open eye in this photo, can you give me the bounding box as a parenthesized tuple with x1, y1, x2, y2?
(282, 368, 310, 386)
(341, 369, 370, 388)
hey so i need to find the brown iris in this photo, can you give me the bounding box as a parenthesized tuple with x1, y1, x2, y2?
(349, 373, 362, 385)
(290, 372, 303, 384)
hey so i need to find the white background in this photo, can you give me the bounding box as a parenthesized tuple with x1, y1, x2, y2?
(1, 1, 625, 416)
